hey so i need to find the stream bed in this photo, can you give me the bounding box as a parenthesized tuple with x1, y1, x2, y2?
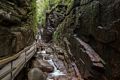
(27, 41, 83, 80)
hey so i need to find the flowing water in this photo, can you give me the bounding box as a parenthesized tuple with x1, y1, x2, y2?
(37, 50, 66, 80)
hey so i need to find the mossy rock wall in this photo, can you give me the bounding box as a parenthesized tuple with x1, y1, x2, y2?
(0, 0, 36, 58)
(53, 0, 120, 79)
(42, 0, 74, 42)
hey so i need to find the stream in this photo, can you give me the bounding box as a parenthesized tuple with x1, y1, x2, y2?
(39, 50, 66, 80)
(23, 34, 83, 80)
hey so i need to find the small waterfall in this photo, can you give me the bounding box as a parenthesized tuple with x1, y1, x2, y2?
(46, 59, 66, 78)
(39, 50, 66, 79)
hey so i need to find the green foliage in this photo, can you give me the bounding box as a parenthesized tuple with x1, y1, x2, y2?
(31, 0, 37, 33)
(36, 0, 74, 26)
(36, 0, 60, 25)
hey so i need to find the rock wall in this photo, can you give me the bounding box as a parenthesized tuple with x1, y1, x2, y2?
(51, 0, 120, 80)
(43, 4, 67, 42)
(0, 0, 36, 58)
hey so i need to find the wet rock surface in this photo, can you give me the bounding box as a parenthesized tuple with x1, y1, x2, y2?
(0, 0, 35, 58)
(43, 5, 67, 42)
(33, 59, 54, 73)
(27, 40, 83, 80)
(1, 0, 120, 80)
(49, 0, 120, 80)
(28, 68, 47, 80)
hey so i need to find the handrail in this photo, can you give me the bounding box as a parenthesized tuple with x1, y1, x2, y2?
(0, 41, 37, 80)
(0, 43, 34, 68)
(0, 52, 21, 68)
(0, 67, 16, 80)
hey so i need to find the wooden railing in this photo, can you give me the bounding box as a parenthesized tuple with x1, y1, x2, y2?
(0, 42, 37, 80)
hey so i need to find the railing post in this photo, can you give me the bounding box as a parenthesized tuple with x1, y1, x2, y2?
(10, 61, 13, 80)
(25, 50, 27, 63)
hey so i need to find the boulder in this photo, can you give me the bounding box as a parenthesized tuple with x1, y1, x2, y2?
(32, 59, 54, 73)
(28, 68, 46, 80)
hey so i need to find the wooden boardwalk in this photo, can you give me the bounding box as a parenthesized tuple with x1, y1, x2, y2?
(0, 42, 37, 80)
